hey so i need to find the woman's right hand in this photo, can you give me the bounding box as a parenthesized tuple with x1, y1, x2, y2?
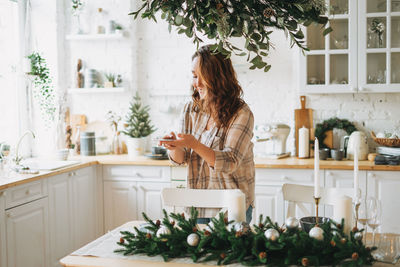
(159, 132, 178, 150)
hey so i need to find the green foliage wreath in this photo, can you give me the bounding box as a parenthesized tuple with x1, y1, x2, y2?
(129, 0, 332, 71)
(115, 208, 375, 266)
(315, 117, 357, 149)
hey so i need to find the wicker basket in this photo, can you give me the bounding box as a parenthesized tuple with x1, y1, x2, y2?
(371, 131, 400, 147)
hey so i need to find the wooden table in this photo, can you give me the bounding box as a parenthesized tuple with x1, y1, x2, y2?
(60, 221, 398, 267)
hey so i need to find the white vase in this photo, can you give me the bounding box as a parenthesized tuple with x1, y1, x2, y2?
(126, 137, 146, 157)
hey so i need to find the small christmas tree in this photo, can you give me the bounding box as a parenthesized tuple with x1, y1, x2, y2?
(122, 92, 156, 138)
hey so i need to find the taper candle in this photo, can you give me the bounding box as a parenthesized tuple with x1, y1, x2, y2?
(353, 139, 359, 201)
(314, 137, 320, 198)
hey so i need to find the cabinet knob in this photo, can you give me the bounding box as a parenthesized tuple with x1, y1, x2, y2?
(25, 189, 30, 195)
(368, 173, 376, 178)
(6, 212, 11, 218)
(281, 175, 289, 181)
(326, 171, 333, 177)
(134, 172, 142, 178)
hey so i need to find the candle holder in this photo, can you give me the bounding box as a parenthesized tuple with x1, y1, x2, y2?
(354, 201, 360, 229)
(314, 197, 321, 226)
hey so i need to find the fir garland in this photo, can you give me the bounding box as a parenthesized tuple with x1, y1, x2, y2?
(115, 208, 375, 266)
(315, 117, 357, 149)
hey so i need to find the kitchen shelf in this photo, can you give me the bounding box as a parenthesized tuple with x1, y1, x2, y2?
(68, 87, 126, 94)
(66, 33, 125, 41)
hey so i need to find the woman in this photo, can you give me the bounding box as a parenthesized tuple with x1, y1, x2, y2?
(160, 45, 255, 223)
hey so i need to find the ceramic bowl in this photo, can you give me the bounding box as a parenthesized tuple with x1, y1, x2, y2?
(151, 146, 166, 156)
(300, 216, 330, 233)
(56, 149, 69, 161)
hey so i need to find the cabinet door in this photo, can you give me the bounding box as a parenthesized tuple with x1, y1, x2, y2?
(300, 0, 358, 93)
(253, 185, 284, 226)
(0, 191, 6, 267)
(6, 198, 50, 267)
(324, 170, 367, 218)
(71, 168, 97, 248)
(137, 182, 171, 220)
(367, 171, 400, 233)
(104, 181, 138, 231)
(48, 173, 72, 267)
(358, 0, 400, 92)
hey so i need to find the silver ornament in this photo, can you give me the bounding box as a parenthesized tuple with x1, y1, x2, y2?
(187, 233, 200, 246)
(233, 221, 250, 233)
(156, 226, 171, 238)
(264, 228, 280, 241)
(309, 226, 324, 241)
(354, 232, 363, 241)
(285, 217, 299, 230)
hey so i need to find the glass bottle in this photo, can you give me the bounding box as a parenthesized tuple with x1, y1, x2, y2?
(112, 131, 122, 154)
(95, 8, 105, 34)
(74, 126, 81, 155)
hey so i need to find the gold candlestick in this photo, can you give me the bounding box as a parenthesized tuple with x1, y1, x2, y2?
(354, 201, 360, 229)
(314, 197, 321, 226)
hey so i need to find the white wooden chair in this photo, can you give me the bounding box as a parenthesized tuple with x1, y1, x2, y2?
(161, 188, 246, 221)
(282, 183, 354, 218)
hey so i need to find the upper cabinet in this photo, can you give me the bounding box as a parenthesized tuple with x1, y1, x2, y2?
(300, 0, 400, 94)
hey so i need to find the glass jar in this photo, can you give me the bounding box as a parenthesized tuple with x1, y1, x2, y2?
(96, 135, 110, 155)
(111, 131, 123, 154)
(80, 131, 96, 156)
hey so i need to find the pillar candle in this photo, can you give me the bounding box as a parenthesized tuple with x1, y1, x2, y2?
(333, 195, 353, 234)
(353, 140, 359, 201)
(298, 126, 310, 158)
(314, 137, 320, 198)
(227, 190, 246, 222)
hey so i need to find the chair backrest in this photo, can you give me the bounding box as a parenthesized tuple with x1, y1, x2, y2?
(282, 183, 353, 218)
(161, 188, 246, 221)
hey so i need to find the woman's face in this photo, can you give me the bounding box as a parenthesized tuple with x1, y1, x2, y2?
(192, 57, 207, 99)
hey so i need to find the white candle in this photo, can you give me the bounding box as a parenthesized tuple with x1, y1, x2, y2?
(298, 126, 310, 158)
(227, 190, 246, 222)
(314, 137, 320, 198)
(333, 195, 353, 234)
(353, 140, 359, 201)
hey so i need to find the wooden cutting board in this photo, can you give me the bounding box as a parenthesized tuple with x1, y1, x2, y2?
(295, 96, 313, 157)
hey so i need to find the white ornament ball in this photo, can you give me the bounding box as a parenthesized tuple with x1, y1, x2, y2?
(354, 232, 363, 241)
(264, 228, 280, 242)
(285, 217, 299, 230)
(309, 226, 324, 241)
(187, 233, 200, 246)
(233, 222, 250, 233)
(156, 226, 171, 238)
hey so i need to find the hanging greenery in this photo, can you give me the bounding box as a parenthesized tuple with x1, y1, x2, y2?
(27, 52, 56, 123)
(115, 208, 375, 266)
(129, 0, 332, 71)
(315, 117, 357, 149)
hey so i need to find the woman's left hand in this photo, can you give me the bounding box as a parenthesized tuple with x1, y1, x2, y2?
(160, 133, 199, 150)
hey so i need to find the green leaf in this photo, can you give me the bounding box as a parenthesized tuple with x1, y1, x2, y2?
(175, 15, 183, 26)
(323, 27, 333, 36)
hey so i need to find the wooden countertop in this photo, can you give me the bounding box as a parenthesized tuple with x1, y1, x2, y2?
(1, 155, 399, 191)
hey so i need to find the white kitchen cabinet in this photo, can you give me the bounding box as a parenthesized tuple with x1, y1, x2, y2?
(137, 182, 171, 220)
(103, 165, 172, 230)
(0, 191, 6, 267)
(104, 181, 138, 232)
(301, 0, 400, 93)
(48, 173, 73, 267)
(70, 167, 98, 248)
(367, 171, 400, 233)
(253, 185, 284, 225)
(6, 197, 50, 267)
(324, 169, 367, 218)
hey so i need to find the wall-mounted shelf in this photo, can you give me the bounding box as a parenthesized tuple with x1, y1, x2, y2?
(68, 87, 126, 94)
(66, 33, 125, 41)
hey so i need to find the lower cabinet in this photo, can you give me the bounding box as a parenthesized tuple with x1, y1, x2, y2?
(367, 171, 400, 234)
(103, 171, 171, 231)
(252, 185, 284, 225)
(6, 197, 50, 267)
(48, 166, 99, 267)
(0, 191, 7, 267)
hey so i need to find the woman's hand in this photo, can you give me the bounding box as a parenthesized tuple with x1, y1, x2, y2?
(158, 132, 177, 151)
(160, 133, 199, 150)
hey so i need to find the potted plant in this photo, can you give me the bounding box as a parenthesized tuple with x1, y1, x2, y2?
(104, 72, 116, 88)
(122, 93, 156, 157)
(114, 24, 123, 35)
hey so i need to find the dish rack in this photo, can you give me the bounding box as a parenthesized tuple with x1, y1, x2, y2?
(371, 131, 400, 147)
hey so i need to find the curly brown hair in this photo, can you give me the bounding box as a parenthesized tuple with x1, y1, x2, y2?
(191, 45, 244, 129)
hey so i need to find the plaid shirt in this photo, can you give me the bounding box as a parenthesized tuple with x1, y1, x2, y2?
(170, 101, 255, 218)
